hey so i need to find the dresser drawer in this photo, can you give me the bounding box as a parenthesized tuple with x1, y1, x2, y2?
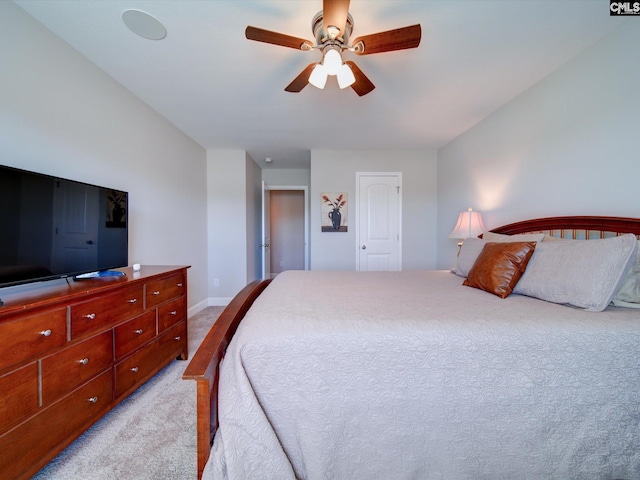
(114, 342, 158, 399)
(41, 331, 113, 406)
(114, 310, 156, 360)
(70, 285, 143, 339)
(157, 321, 187, 361)
(0, 369, 113, 480)
(145, 272, 185, 308)
(0, 308, 67, 372)
(114, 322, 186, 399)
(0, 362, 38, 433)
(158, 296, 186, 333)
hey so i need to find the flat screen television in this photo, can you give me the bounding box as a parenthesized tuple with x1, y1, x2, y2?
(0, 164, 128, 289)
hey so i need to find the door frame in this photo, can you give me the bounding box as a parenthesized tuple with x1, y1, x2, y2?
(261, 181, 271, 280)
(267, 185, 310, 271)
(355, 172, 403, 271)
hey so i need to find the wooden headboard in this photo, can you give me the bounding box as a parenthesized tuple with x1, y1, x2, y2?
(490, 216, 640, 239)
(184, 215, 640, 479)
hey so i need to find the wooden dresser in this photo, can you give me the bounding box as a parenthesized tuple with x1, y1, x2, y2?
(0, 265, 189, 480)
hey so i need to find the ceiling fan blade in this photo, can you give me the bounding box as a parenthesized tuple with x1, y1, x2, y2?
(245, 26, 313, 50)
(285, 63, 317, 93)
(323, 0, 350, 39)
(345, 61, 375, 96)
(352, 24, 421, 55)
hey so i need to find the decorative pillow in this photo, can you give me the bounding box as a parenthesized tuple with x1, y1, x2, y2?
(613, 240, 640, 305)
(453, 233, 545, 278)
(513, 234, 638, 312)
(483, 231, 546, 243)
(463, 242, 537, 298)
(452, 238, 486, 277)
(542, 234, 565, 242)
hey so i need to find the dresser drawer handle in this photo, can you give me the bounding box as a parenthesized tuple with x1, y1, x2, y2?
(87, 396, 99, 403)
(78, 357, 89, 365)
(170, 310, 177, 316)
(177, 283, 183, 287)
(130, 366, 139, 373)
(174, 336, 181, 341)
(127, 299, 138, 304)
(152, 291, 160, 296)
(84, 313, 96, 320)
(134, 329, 144, 335)
(40, 329, 52, 337)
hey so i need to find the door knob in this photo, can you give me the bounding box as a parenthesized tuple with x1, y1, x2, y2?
(361, 245, 367, 250)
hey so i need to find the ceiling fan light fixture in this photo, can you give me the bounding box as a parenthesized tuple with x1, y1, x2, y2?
(323, 48, 342, 76)
(309, 64, 328, 89)
(337, 63, 356, 89)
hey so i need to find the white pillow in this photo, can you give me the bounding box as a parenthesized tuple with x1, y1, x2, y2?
(452, 238, 486, 277)
(513, 234, 638, 312)
(453, 233, 545, 278)
(611, 299, 640, 309)
(542, 234, 565, 242)
(613, 240, 640, 305)
(483, 232, 546, 243)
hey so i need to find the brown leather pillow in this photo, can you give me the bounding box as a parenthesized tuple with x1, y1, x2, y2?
(463, 241, 537, 298)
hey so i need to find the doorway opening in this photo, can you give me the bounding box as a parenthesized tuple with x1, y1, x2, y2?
(264, 186, 309, 278)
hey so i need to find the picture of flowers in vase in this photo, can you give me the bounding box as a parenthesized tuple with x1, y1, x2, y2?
(321, 193, 347, 232)
(106, 189, 127, 228)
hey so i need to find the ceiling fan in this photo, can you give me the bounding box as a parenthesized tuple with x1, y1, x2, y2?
(245, 0, 421, 96)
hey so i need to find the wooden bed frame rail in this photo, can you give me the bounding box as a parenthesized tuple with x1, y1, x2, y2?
(182, 278, 271, 479)
(183, 215, 640, 479)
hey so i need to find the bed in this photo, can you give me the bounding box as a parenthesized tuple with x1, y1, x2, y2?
(183, 216, 640, 480)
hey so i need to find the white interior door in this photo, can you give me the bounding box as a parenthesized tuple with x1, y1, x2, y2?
(261, 181, 271, 280)
(356, 173, 402, 271)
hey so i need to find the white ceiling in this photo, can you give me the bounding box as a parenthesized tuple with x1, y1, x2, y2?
(14, 0, 626, 169)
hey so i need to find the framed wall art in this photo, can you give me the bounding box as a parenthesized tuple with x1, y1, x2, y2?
(321, 192, 347, 232)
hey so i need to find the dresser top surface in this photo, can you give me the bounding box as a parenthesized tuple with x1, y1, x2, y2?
(0, 265, 190, 316)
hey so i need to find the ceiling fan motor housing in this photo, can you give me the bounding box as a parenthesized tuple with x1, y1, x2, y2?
(312, 11, 353, 47)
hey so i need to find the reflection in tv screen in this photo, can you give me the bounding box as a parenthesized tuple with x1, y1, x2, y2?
(0, 164, 128, 288)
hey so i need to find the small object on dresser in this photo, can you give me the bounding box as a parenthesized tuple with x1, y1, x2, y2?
(133, 263, 141, 271)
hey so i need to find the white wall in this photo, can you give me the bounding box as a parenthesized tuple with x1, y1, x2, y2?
(311, 150, 438, 271)
(207, 150, 249, 303)
(262, 168, 310, 187)
(0, 2, 208, 311)
(437, 21, 640, 269)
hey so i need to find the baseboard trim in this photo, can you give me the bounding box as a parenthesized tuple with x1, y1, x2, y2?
(188, 299, 210, 318)
(187, 297, 232, 318)
(207, 297, 233, 307)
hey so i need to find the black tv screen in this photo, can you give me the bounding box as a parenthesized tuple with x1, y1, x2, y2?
(0, 164, 128, 288)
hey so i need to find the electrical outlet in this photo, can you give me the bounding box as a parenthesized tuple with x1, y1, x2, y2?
(213, 278, 219, 287)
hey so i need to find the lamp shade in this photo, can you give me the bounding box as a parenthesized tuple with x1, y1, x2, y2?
(309, 64, 328, 89)
(449, 208, 486, 239)
(323, 48, 342, 76)
(337, 63, 356, 89)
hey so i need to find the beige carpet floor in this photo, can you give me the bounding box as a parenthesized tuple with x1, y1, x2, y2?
(32, 306, 224, 480)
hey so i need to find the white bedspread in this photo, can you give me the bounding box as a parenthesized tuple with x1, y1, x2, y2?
(205, 270, 640, 480)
